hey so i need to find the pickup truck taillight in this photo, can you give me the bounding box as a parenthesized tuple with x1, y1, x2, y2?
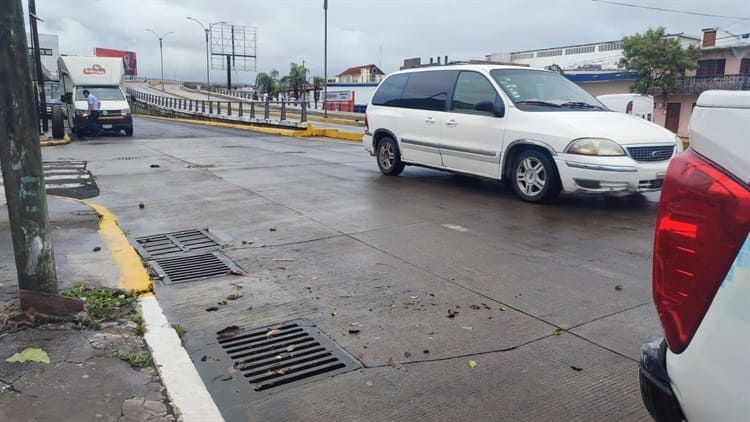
(653, 149, 750, 353)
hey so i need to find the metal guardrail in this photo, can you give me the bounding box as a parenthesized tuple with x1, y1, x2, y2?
(650, 74, 750, 96)
(125, 88, 308, 125)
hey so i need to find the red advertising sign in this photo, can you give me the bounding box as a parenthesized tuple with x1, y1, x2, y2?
(83, 64, 107, 75)
(94, 47, 138, 76)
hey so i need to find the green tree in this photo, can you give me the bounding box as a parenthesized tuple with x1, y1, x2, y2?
(287, 62, 308, 100)
(313, 76, 324, 108)
(255, 72, 275, 97)
(619, 26, 701, 95)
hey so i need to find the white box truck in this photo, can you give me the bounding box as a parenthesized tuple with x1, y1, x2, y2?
(597, 94, 654, 122)
(52, 56, 133, 139)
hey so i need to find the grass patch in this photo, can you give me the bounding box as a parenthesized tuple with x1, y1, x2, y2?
(172, 324, 187, 339)
(117, 351, 152, 368)
(60, 283, 136, 330)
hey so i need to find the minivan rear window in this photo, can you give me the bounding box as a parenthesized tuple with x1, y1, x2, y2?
(372, 74, 409, 106)
(400, 70, 457, 111)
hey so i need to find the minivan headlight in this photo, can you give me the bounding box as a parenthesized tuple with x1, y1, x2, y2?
(565, 138, 625, 156)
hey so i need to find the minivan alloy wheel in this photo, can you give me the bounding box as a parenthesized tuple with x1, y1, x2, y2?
(515, 157, 546, 196)
(379, 142, 395, 170)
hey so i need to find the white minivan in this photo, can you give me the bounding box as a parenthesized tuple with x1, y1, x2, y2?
(364, 65, 681, 202)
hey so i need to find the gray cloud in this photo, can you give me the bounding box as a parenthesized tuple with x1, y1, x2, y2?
(25, 0, 749, 84)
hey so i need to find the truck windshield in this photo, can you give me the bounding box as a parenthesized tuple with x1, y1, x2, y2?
(75, 86, 125, 101)
(490, 69, 605, 112)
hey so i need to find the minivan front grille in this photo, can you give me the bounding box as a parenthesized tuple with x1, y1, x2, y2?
(627, 145, 674, 162)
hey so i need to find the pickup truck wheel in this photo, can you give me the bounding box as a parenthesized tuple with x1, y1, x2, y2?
(376, 137, 405, 176)
(51, 106, 65, 139)
(512, 149, 561, 203)
(124, 127, 133, 136)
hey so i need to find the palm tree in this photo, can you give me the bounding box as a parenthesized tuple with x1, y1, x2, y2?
(287, 62, 308, 101)
(255, 72, 275, 98)
(313, 76, 324, 108)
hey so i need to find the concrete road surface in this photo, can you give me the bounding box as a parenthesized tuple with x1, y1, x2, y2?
(42, 117, 659, 421)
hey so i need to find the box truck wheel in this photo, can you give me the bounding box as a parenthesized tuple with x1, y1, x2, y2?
(51, 106, 65, 139)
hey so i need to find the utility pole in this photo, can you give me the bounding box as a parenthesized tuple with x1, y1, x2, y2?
(0, 0, 58, 297)
(323, 0, 328, 118)
(28, 0, 47, 133)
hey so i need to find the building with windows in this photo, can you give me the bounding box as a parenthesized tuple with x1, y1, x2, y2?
(653, 28, 750, 136)
(334, 64, 386, 84)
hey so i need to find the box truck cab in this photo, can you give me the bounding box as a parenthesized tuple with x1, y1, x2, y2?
(52, 56, 133, 138)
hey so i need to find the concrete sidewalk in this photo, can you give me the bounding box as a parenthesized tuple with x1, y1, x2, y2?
(0, 197, 179, 421)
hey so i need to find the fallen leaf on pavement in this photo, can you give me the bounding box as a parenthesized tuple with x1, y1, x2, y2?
(217, 326, 240, 339)
(277, 352, 291, 359)
(205, 306, 219, 312)
(615, 284, 624, 291)
(570, 365, 583, 371)
(388, 357, 407, 372)
(226, 292, 244, 301)
(350, 322, 360, 327)
(269, 227, 278, 232)
(470, 304, 481, 310)
(217, 300, 228, 306)
(6, 347, 50, 364)
(423, 349, 430, 354)
(92, 247, 101, 252)
(348, 329, 361, 335)
(461, 326, 473, 331)
(227, 269, 246, 276)
(468, 360, 477, 369)
(311, 275, 319, 281)
(366, 380, 373, 387)
(285, 345, 295, 352)
(150, 164, 160, 168)
(404, 352, 412, 358)
(447, 309, 458, 319)
(266, 329, 281, 337)
(138, 202, 145, 209)
(553, 328, 563, 336)
(499, 307, 507, 312)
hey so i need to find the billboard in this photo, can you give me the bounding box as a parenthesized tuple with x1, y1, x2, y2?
(94, 47, 137, 76)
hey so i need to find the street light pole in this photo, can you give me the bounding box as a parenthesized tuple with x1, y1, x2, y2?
(187, 18, 225, 101)
(145, 29, 174, 91)
(323, 0, 328, 118)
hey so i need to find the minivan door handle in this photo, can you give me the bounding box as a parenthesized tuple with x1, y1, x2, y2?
(446, 119, 458, 128)
(424, 117, 435, 125)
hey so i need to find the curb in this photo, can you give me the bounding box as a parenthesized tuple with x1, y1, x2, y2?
(79, 199, 224, 422)
(40, 134, 70, 147)
(134, 113, 363, 142)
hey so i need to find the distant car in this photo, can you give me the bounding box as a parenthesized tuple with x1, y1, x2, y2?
(639, 90, 750, 421)
(364, 65, 682, 203)
(597, 94, 654, 122)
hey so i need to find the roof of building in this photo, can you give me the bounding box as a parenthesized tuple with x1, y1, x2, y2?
(508, 32, 700, 55)
(337, 64, 385, 77)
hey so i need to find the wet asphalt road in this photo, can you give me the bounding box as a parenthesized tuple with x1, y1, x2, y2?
(43, 116, 661, 421)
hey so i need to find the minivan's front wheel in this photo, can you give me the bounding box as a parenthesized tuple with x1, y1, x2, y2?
(376, 137, 405, 176)
(512, 149, 561, 203)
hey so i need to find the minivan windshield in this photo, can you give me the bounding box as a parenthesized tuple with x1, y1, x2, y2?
(490, 69, 606, 111)
(75, 86, 125, 101)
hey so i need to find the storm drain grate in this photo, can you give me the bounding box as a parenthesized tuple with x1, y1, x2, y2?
(133, 229, 222, 259)
(217, 320, 361, 392)
(150, 252, 240, 285)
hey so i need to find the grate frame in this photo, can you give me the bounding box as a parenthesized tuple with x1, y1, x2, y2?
(626, 145, 674, 162)
(132, 229, 223, 259)
(194, 319, 361, 402)
(150, 251, 241, 285)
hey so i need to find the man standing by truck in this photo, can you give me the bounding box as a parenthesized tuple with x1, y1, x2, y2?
(82, 89, 101, 137)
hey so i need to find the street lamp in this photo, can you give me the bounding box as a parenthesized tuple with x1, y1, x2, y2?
(145, 29, 174, 91)
(323, 0, 328, 118)
(186, 17, 226, 100)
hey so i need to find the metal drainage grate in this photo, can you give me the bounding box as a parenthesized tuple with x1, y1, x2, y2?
(217, 320, 361, 392)
(133, 229, 222, 259)
(150, 252, 240, 285)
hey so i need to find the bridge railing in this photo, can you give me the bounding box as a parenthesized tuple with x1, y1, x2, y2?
(125, 88, 308, 127)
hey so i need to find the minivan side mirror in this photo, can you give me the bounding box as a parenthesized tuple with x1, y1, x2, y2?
(474, 100, 505, 118)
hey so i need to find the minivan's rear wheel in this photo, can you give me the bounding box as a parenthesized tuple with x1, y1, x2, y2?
(512, 149, 561, 203)
(377, 137, 405, 176)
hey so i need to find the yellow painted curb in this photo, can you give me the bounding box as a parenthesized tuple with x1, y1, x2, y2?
(80, 200, 152, 294)
(40, 134, 71, 147)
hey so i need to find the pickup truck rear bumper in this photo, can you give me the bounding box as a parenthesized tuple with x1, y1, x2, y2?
(639, 336, 685, 422)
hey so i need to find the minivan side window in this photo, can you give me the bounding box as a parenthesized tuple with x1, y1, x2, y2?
(450, 72, 500, 116)
(371, 74, 409, 106)
(399, 70, 458, 111)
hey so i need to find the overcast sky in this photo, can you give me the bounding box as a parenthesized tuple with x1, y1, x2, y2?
(24, 0, 750, 84)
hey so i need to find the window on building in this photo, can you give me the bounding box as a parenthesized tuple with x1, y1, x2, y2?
(741, 58, 750, 75)
(598, 42, 623, 52)
(511, 52, 534, 60)
(565, 45, 596, 55)
(450, 72, 501, 116)
(536, 49, 563, 58)
(696, 59, 726, 77)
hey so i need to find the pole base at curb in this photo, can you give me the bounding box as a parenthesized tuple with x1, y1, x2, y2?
(20, 289, 85, 316)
